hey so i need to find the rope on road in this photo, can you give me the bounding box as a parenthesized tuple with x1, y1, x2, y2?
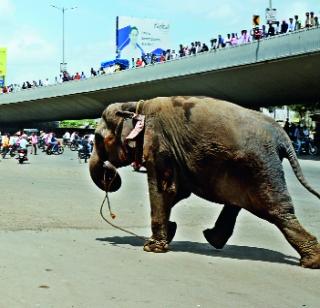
(99, 193, 146, 241)
(99, 163, 146, 241)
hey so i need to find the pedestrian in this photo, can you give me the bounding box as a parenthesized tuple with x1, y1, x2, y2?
(30, 132, 38, 155)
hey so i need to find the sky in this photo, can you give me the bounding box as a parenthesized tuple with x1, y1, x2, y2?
(0, 0, 319, 85)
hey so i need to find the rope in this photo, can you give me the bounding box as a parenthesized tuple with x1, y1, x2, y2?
(99, 164, 146, 241)
(99, 193, 146, 241)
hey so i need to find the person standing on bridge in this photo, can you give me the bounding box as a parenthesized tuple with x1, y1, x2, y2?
(280, 20, 288, 34)
(288, 18, 295, 32)
(310, 12, 315, 27)
(305, 12, 311, 28)
(294, 15, 301, 30)
(267, 23, 275, 36)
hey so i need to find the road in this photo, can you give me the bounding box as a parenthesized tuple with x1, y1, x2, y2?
(0, 149, 319, 308)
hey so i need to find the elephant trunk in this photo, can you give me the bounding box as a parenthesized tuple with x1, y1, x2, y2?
(89, 150, 122, 192)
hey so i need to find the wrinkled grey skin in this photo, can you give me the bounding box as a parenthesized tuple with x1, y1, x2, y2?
(90, 96, 320, 268)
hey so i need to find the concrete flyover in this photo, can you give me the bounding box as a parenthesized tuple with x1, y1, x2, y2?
(0, 27, 320, 124)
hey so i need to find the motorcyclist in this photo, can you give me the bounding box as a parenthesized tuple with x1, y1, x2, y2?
(17, 135, 29, 155)
(294, 124, 303, 154)
(1, 133, 10, 158)
(81, 135, 91, 154)
(62, 131, 71, 146)
(48, 133, 58, 153)
(9, 133, 19, 156)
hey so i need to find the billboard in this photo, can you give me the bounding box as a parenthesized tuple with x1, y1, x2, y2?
(116, 16, 170, 62)
(265, 8, 277, 24)
(0, 47, 7, 76)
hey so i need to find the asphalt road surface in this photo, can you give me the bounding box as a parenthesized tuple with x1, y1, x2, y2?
(0, 149, 319, 308)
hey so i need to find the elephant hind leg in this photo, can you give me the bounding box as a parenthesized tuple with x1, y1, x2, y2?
(272, 211, 320, 268)
(203, 204, 241, 249)
(252, 195, 320, 269)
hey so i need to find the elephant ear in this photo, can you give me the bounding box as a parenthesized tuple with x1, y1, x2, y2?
(120, 118, 136, 147)
(115, 109, 137, 143)
(115, 109, 146, 149)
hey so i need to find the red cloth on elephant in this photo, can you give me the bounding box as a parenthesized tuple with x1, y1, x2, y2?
(126, 115, 145, 140)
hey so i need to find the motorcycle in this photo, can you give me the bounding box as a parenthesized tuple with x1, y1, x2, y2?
(38, 138, 45, 149)
(16, 148, 28, 164)
(46, 142, 64, 155)
(8, 145, 18, 157)
(293, 137, 318, 156)
(70, 140, 80, 151)
(1, 145, 17, 159)
(1, 147, 9, 158)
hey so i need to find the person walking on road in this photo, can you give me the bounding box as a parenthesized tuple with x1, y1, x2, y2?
(30, 132, 38, 155)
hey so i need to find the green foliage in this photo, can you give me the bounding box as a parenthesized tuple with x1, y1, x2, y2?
(59, 119, 97, 129)
(290, 103, 320, 120)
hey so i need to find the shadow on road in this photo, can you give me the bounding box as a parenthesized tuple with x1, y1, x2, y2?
(96, 236, 299, 266)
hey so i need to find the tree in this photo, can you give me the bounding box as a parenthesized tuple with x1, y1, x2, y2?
(289, 102, 320, 121)
(59, 119, 97, 129)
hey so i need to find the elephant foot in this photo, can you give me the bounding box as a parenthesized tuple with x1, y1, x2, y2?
(167, 221, 177, 244)
(143, 238, 169, 253)
(300, 255, 320, 269)
(300, 248, 320, 269)
(203, 228, 229, 249)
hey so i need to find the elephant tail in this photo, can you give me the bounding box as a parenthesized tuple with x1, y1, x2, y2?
(284, 144, 320, 199)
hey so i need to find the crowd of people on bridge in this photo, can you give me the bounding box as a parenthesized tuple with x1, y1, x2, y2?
(0, 10, 318, 95)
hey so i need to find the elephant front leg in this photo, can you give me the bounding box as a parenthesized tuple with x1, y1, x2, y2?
(203, 204, 241, 249)
(144, 164, 178, 253)
(143, 188, 175, 253)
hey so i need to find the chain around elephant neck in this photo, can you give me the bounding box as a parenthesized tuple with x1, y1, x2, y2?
(135, 99, 144, 114)
(99, 170, 146, 241)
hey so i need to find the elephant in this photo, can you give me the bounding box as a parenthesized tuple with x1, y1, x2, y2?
(89, 96, 320, 268)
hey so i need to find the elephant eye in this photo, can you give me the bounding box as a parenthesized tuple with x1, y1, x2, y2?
(104, 134, 116, 147)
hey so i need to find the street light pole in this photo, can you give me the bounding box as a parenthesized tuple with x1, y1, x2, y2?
(50, 5, 77, 72)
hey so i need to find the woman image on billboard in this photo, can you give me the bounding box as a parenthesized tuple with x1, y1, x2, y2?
(119, 26, 145, 61)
